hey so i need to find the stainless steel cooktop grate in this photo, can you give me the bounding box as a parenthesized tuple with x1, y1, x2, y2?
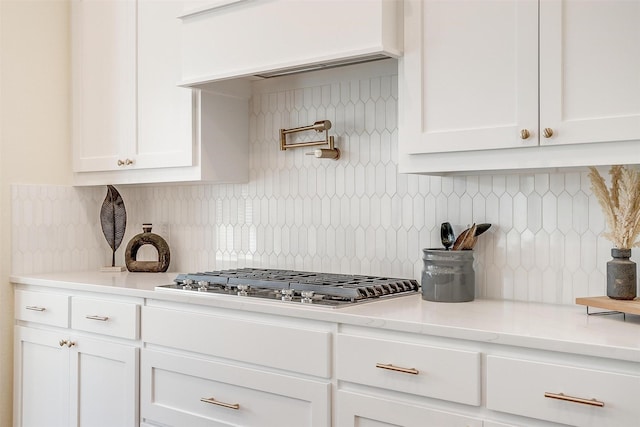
(156, 268, 419, 307)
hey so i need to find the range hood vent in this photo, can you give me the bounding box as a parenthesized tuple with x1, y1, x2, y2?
(253, 54, 391, 79)
(179, 0, 402, 87)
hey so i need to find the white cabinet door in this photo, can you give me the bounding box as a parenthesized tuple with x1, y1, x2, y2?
(71, 0, 136, 172)
(401, 0, 538, 154)
(14, 327, 70, 427)
(14, 326, 138, 427)
(336, 390, 482, 427)
(136, 0, 194, 169)
(69, 336, 138, 427)
(539, 0, 640, 146)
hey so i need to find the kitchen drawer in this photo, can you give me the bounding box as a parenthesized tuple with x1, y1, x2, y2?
(336, 390, 482, 427)
(336, 333, 481, 406)
(141, 349, 330, 427)
(71, 297, 140, 340)
(142, 306, 331, 377)
(15, 289, 69, 328)
(487, 355, 640, 426)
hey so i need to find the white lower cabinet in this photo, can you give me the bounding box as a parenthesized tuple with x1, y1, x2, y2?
(14, 285, 640, 427)
(13, 289, 140, 427)
(14, 326, 138, 427)
(336, 329, 482, 427)
(487, 355, 640, 427)
(336, 390, 482, 427)
(140, 302, 332, 427)
(141, 349, 330, 427)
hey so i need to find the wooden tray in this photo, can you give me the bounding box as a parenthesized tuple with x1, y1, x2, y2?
(575, 296, 640, 316)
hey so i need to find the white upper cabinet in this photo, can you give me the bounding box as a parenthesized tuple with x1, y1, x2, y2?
(72, 0, 137, 172)
(399, 0, 640, 174)
(539, 0, 640, 146)
(71, 0, 249, 185)
(179, 0, 402, 86)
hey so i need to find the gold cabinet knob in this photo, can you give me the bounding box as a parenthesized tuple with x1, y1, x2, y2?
(543, 128, 554, 138)
(125, 158, 134, 165)
(66, 341, 76, 348)
(520, 129, 531, 140)
(117, 159, 125, 166)
(59, 339, 67, 347)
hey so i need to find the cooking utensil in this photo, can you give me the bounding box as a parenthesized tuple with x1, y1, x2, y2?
(452, 224, 478, 250)
(440, 222, 455, 250)
(474, 223, 491, 237)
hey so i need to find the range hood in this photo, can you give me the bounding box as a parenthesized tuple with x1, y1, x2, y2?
(179, 0, 402, 87)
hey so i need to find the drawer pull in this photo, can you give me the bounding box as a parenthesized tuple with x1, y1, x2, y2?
(200, 397, 240, 410)
(26, 306, 46, 312)
(544, 392, 604, 407)
(85, 315, 109, 322)
(375, 363, 419, 375)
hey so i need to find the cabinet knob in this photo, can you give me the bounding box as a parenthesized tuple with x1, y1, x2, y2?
(117, 159, 125, 166)
(59, 339, 67, 347)
(543, 128, 554, 138)
(125, 158, 134, 165)
(520, 129, 531, 140)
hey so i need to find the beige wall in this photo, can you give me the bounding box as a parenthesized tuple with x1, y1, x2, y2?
(0, 0, 71, 424)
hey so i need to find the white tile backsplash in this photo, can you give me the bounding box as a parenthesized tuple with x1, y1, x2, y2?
(10, 61, 624, 305)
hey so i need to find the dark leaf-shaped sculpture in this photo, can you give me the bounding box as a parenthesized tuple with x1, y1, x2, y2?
(100, 185, 127, 267)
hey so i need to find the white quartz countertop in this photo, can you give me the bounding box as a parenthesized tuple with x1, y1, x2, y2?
(11, 271, 640, 362)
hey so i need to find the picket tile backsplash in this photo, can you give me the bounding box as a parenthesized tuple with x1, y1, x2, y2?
(11, 61, 619, 304)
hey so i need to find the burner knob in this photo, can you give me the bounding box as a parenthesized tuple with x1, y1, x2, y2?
(301, 290, 315, 304)
(237, 284, 250, 297)
(198, 281, 209, 292)
(182, 279, 194, 290)
(281, 289, 294, 302)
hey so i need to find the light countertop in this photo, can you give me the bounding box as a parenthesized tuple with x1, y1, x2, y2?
(11, 271, 640, 362)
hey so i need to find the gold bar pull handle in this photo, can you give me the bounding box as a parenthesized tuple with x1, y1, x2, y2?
(200, 397, 240, 410)
(544, 392, 604, 407)
(26, 306, 46, 312)
(85, 315, 109, 321)
(375, 363, 419, 375)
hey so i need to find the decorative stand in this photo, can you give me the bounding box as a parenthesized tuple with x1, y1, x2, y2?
(575, 296, 640, 321)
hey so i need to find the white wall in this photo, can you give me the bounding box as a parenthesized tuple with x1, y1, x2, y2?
(0, 1, 71, 424)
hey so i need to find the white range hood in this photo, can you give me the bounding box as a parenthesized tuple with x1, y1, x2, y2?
(179, 0, 402, 87)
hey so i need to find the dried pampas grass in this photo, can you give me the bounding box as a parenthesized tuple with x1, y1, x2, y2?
(588, 165, 640, 249)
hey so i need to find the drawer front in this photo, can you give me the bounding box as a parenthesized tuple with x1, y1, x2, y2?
(15, 289, 69, 328)
(487, 355, 640, 426)
(336, 334, 481, 406)
(336, 390, 482, 427)
(71, 297, 139, 339)
(141, 349, 330, 427)
(142, 306, 331, 377)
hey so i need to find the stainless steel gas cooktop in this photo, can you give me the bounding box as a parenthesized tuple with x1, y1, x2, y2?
(155, 268, 420, 308)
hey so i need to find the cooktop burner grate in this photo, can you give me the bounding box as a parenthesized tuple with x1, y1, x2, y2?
(156, 268, 419, 307)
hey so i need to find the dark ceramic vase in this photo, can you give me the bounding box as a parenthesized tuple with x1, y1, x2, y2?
(606, 248, 637, 300)
(125, 224, 170, 272)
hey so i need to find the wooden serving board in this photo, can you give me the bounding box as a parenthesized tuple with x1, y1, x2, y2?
(575, 296, 640, 315)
